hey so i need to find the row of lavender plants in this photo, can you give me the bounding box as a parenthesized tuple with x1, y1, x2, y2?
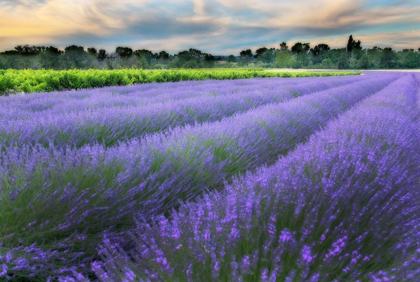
(0, 74, 401, 279)
(88, 74, 420, 281)
(0, 76, 370, 117)
(0, 75, 379, 148)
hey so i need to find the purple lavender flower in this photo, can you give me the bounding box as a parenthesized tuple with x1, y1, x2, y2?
(0, 72, 415, 280)
(91, 74, 420, 281)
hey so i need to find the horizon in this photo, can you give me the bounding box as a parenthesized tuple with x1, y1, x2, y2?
(1, 0, 419, 55)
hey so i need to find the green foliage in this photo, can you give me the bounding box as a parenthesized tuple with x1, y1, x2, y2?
(337, 53, 349, 69)
(399, 50, 419, 68)
(357, 54, 371, 69)
(0, 68, 361, 95)
(227, 55, 237, 63)
(137, 56, 149, 69)
(275, 50, 292, 68)
(380, 48, 399, 69)
(349, 57, 358, 69)
(290, 56, 303, 68)
(0, 74, 14, 92)
(321, 58, 334, 69)
(183, 59, 199, 69)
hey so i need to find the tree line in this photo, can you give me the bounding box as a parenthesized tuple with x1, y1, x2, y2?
(1, 35, 419, 70)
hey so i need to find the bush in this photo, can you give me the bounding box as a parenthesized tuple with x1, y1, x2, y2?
(0, 69, 362, 95)
(321, 58, 334, 69)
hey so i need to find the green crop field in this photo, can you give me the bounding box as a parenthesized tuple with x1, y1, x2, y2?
(0, 68, 361, 94)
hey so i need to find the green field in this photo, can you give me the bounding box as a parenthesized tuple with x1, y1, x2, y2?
(0, 68, 362, 94)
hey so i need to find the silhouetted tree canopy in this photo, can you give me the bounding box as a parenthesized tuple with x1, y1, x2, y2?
(87, 48, 97, 56)
(14, 45, 40, 56)
(116, 47, 133, 58)
(157, 51, 170, 60)
(279, 42, 288, 51)
(380, 47, 398, 68)
(337, 52, 349, 69)
(65, 45, 85, 54)
(239, 49, 253, 58)
(255, 47, 268, 58)
(347, 35, 362, 53)
(291, 43, 310, 55)
(311, 44, 330, 56)
(1, 35, 419, 70)
(97, 49, 107, 61)
(227, 55, 237, 62)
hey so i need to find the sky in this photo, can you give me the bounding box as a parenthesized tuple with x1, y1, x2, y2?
(0, 0, 419, 55)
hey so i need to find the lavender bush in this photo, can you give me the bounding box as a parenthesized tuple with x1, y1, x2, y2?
(0, 72, 416, 280)
(0, 75, 377, 148)
(91, 74, 420, 281)
(0, 76, 373, 117)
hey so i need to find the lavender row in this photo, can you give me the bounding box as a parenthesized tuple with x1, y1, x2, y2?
(88, 74, 420, 281)
(0, 75, 396, 279)
(0, 75, 376, 120)
(0, 78, 292, 119)
(0, 75, 375, 148)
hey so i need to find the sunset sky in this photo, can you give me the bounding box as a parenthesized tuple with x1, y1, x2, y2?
(0, 0, 419, 54)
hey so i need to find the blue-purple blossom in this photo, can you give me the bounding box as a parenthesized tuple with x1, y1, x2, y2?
(90, 73, 420, 281)
(1, 72, 418, 280)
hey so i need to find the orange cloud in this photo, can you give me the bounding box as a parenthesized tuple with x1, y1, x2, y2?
(0, 0, 419, 53)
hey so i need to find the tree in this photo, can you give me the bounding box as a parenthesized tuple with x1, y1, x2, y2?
(291, 42, 304, 55)
(290, 56, 302, 68)
(87, 48, 97, 56)
(291, 42, 310, 66)
(115, 47, 133, 59)
(157, 51, 170, 60)
(307, 61, 314, 68)
(367, 46, 382, 68)
(183, 59, 199, 68)
(279, 42, 288, 51)
(261, 48, 276, 63)
(203, 54, 215, 67)
(227, 55, 237, 63)
(346, 35, 362, 58)
(39, 46, 63, 69)
(168, 57, 182, 68)
(137, 56, 149, 69)
(255, 47, 268, 59)
(337, 52, 349, 69)
(239, 49, 253, 58)
(311, 44, 330, 56)
(321, 58, 334, 69)
(11, 45, 41, 68)
(239, 49, 253, 65)
(97, 49, 107, 61)
(347, 35, 354, 53)
(275, 50, 292, 68)
(349, 57, 358, 69)
(357, 54, 370, 69)
(310, 44, 330, 64)
(63, 45, 89, 69)
(177, 49, 206, 65)
(400, 49, 419, 68)
(134, 49, 154, 64)
(14, 45, 40, 56)
(380, 47, 398, 68)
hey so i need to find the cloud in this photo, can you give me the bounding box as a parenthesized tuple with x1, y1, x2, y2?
(192, 0, 205, 15)
(0, 0, 419, 53)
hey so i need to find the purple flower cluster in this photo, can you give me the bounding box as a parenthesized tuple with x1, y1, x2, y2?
(91, 74, 420, 281)
(0, 75, 375, 148)
(1, 72, 418, 280)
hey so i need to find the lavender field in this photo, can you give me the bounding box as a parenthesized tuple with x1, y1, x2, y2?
(0, 72, 419, 281)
